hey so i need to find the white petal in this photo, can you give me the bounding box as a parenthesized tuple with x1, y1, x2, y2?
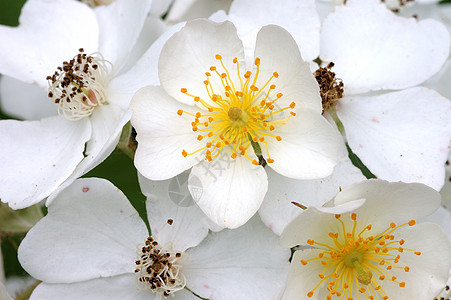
(334, 180, 442, 233)
(159, 19, 245, 106)
(259, 144, 365, 236)
(94, 0, 152, 73)
(168, 0, 233, 23)
(337, 87, 451, 190)
(281, 249, 325, 300)
(253, 25, 322, 113)
(263, 109, 339, 180)
(320, 0, 450, 94)
(0, 116, 91, 209)
(0, 76, 56, 120)
(0, 0, 98, 87)
(423, 206, 451, 242)
(108, 22, 186, 103)
(138, 173, 210, 252)
(29, 274, 158, 300)
(131, 86, 204, 180)
(279, 206, 338, 248)
(150, 0, 173, 16)
(0, 282, 13, 300)
(385, 223, 451, 299)
(230, 0, 320, 62)
(188, 148, 268, 229)
(119, 16, 168, 76)
(18, 178, 148, 283)
(46, 105, 131, 205)
(183, 216, 290, 300)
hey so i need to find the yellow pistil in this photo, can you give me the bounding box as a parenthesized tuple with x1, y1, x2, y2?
(177, 55, 296, 164)
(302, 214, 419, 300)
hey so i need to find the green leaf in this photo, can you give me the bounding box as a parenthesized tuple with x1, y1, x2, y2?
(0, 203, 43, 234)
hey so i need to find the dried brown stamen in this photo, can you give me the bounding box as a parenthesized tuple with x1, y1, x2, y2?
(313, 62, 344, 114)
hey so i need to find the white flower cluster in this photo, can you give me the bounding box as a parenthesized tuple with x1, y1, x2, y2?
(0, 0, 451, 299)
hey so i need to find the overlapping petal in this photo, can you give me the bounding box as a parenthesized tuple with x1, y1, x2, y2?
(188, 148, 268, 229)
(0, 116, 91, 208)
(131, 86, 204, 180)
(320, 0, 450, 94)
(337, 87, 451, 190)
(0, 0, 98, 87)
(18, 179, 148, 283)
(159, 19, 244, 107)
(183, 216, 290, 300)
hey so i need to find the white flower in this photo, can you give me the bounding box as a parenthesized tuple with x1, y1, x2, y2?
(131, 19, 339, 229)
(219, 0, 451, 191)
(280, 179, 451, 300)
(0, 0, 160, 208)
(319, 0, 451, 190)
(17, 177, 290, 300)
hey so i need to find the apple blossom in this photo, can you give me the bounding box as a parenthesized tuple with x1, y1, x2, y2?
(18, 177, 290, 300)
(131, 19, 339, 229)
(0, 0, 161, 209)
(280, 180, 451, 300)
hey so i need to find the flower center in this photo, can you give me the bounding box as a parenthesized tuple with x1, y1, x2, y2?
(134, 236, 186, 297)
(302, 213, 420, 299)
(313, 62, 344, 114)
(46, 48, 112, 120)
(177, 55, 296, 165)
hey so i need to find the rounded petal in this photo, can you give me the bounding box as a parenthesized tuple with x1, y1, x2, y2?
(334, 180, 442, 233)
(0, 0, 98, 87)
(108, 22, 186, 106)
(131, 86, 204, 180)
(259, 143, 365, 235)
(29, 274, 158, 300)
(280, 205, 342, 248)
(386, 223, 451, 299)
(18, 178, 148, 283)
(0, 76, 56, 120)
(46, 105, 131, 205)
(281, 249, 325, 300)
(263, 109, 339, 180)
(138, 173, 210, 252)
(337, 87, 451, 190)
(0, 116, 91, 209)
(94, 0, 152, 72)
(254, 25, 322, 113)
(320, 0, 450, 94)
(188, 148, 268, 229)
(183, 216, 290, 300)
(159, 19, 244, 106)
(230, 0, 320, 61)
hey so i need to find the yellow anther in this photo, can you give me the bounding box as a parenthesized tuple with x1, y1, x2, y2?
(215, 54, 222, 59)
(181, 88, 187, 93)
(177, 110, 183, 116)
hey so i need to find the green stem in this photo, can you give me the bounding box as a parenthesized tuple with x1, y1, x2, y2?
(15, 280, 41, 300)
(0, 240, 4, 284)
(116, 121, 135, 160)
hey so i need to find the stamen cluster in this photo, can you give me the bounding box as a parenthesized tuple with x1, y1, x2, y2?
(178, 55, 296, 165)
(313, 62, 344, 114)
(134, 236, 186, 297)
(302, 213, 420, 299)
(46, 48, 111, 120)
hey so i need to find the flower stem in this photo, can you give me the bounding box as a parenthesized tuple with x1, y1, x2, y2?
(15, 280, 41, 300)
